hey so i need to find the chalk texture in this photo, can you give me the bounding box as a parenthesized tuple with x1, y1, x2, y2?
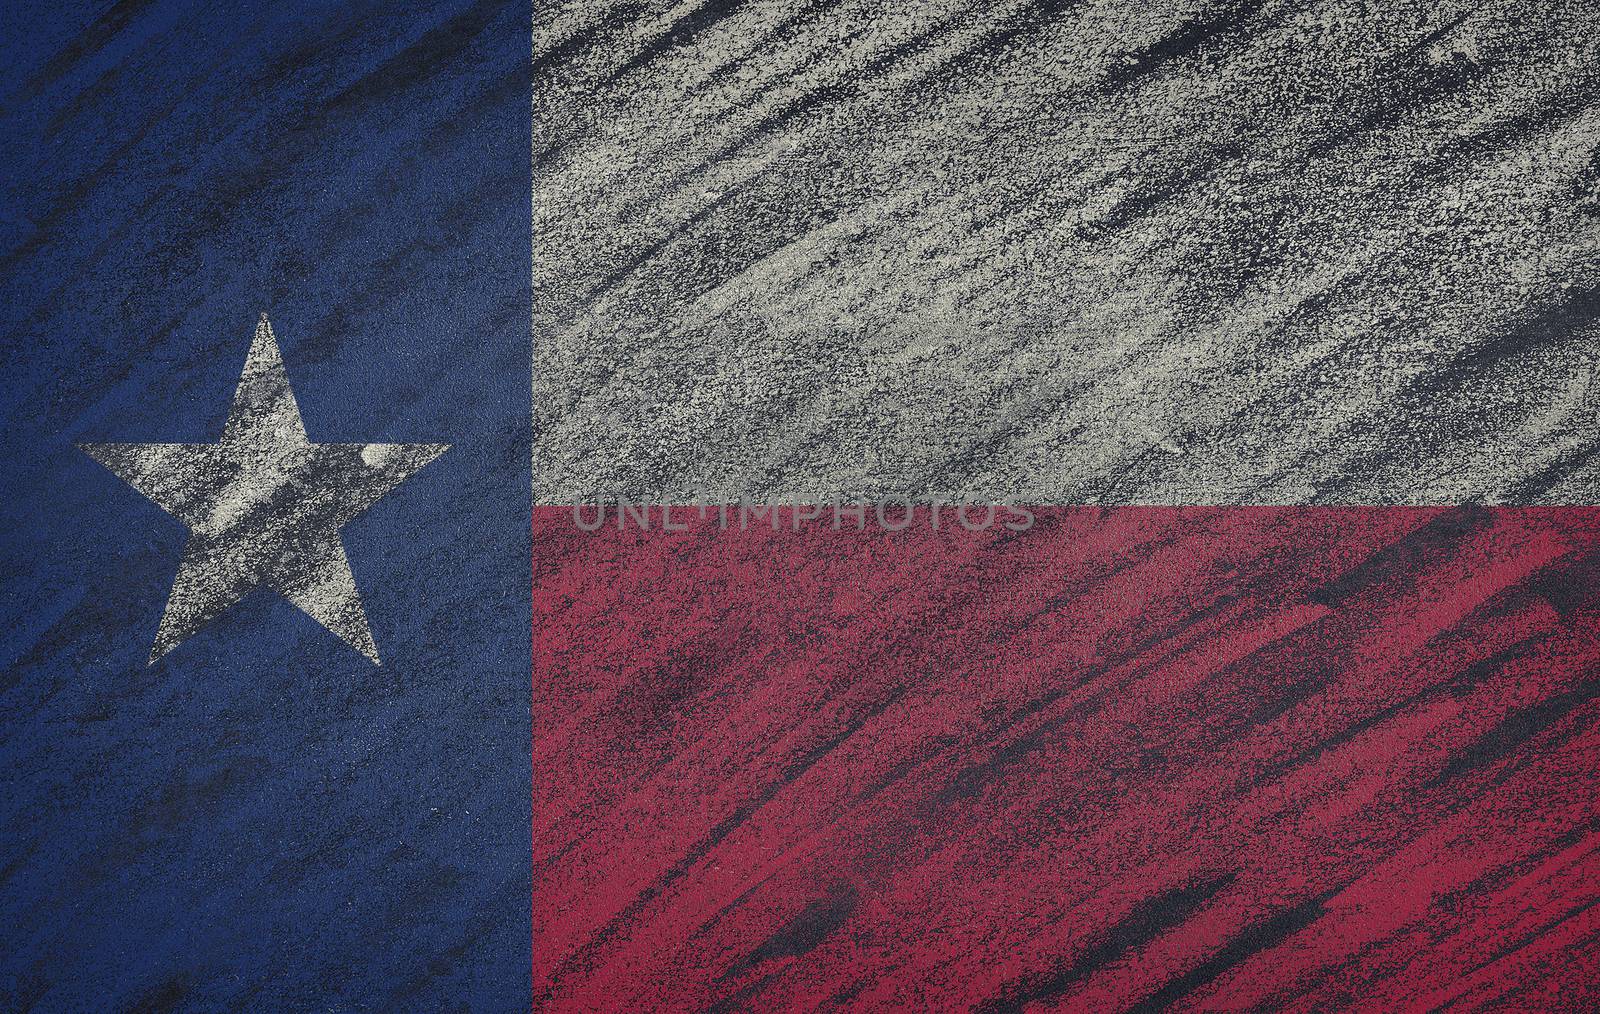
(81, 316, 449, 664)
(533, 507, 1600, 1010)
(1, 3, 529, 1008)
(534, 0, 1600, 504)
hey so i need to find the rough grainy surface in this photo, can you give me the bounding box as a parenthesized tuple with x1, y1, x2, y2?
(534, 506, 1600, 1011)
(1, 3, 528, 1009)
(82, 317, 449, 664)
(534, 0, 1600, 505)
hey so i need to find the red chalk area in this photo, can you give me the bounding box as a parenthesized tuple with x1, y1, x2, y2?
(534, 507, 1600, 1011)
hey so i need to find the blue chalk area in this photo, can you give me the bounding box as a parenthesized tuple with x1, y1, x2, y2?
(1, 2, 529, 1009)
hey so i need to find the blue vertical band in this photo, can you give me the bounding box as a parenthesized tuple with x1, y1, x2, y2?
(1, 2, 530, 1008)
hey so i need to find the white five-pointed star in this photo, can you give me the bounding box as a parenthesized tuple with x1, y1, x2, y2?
(81, 315, 448, 664)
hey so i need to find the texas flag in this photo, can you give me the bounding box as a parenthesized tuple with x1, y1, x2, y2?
(4, 2, 1598, 1011)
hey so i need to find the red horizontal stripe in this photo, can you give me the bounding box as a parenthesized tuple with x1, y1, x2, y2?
(534, 507, 1600, 1011)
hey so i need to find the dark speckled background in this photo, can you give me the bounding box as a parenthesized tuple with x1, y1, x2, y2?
(1, 2, 529, 1009)
(7, 0, 1600, 1009)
